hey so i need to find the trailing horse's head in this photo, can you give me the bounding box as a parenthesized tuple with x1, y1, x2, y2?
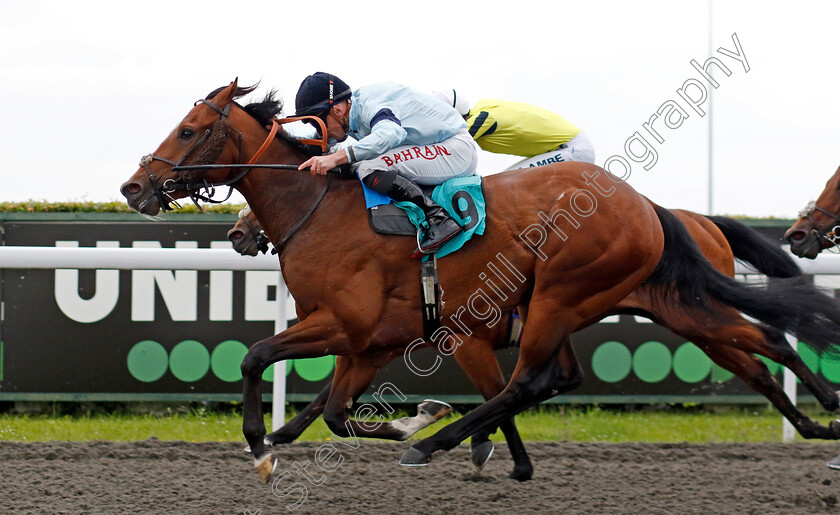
(227, 206, 270, 256)
(785, 163, 840, 258)
(120, 79, 256, 215)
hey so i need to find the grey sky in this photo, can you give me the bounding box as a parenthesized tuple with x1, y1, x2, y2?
(1, 0, 838, 218)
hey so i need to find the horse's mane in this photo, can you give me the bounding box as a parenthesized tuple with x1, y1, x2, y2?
(205, 84, 323, 157)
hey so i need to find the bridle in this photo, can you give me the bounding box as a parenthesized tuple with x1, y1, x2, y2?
(137, 95, 333, 249)
(797, 198, 840, 249)
(238, 212, 271, 255)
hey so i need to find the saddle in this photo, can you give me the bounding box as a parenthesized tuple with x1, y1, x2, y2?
(363, 176, 487, 339)
(365, 177, 486, 250)
(367, 185, 437, 236)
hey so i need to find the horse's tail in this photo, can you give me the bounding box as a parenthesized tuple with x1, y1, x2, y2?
(707, 215, 802, 278)
(646, 204, 840, 357)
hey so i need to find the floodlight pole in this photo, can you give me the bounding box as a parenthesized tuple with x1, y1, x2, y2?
(707, 0, 714, 215)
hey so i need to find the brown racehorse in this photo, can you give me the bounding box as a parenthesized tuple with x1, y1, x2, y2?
(121, 81, 840, 481)
(228, 207, 530, 478)
(785, 163, 840, 258)
(231, 205, 840, 459)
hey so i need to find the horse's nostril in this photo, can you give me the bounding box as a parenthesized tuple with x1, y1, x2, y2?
(228, 230, 244, 242)
(788, 231, 806, 242)
(121, 182, 142, 196)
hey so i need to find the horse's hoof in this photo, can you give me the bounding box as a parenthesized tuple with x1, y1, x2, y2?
(399, 447, 432, 467)
(830, 419, 840, 438)
(418, 399, 453, 421)
(254, 454, 277, 483)
(471, 441, 495, 472)
(509, 465, 534, 482)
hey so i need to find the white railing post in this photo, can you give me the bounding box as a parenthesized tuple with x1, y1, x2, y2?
(782, 333, 798, 442)
(272, 272, 288, 431)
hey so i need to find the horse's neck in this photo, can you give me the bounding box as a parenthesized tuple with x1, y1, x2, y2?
(234, 138, 353, 259)
(238, 169, 317, 241)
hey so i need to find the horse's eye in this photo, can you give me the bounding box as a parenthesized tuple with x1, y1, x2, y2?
(179, 128, 195, 140)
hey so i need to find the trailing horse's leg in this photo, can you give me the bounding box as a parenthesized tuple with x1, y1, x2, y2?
(753, 323, 840, 412)
(263, 381, 332, 446)
(322, 354, 453, 441)
(240, 308, 364, 482)
(702, 345, 840, 439)
(645, 299, 840, 439)
(453, 336, 541, 481)
(678, 308, 840, 413)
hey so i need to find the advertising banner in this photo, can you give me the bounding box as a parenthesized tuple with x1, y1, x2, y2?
(1, 215, 836, 403)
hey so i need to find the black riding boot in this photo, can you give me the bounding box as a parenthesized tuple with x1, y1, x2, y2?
(363, 171, 462, 254)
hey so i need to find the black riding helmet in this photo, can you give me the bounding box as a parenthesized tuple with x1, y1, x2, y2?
(295, 72, 352, 118)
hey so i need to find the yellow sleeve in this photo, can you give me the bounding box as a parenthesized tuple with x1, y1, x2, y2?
(466, 99, 582, 157)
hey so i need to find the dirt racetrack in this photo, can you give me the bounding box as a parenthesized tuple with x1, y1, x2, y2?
(2, 439, 839, 514)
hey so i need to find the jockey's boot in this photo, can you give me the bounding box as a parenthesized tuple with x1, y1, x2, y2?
(363, 171, 462, 254)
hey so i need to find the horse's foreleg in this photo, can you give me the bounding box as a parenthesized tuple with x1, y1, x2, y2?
(264, 381, 332, 446)
(240, 308, 361, 482)
(323, 354, 453, 441)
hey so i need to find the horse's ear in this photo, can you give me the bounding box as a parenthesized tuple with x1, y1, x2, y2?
(214, 78, 240, 106)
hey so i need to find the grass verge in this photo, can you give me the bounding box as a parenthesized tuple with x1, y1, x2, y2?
(1, 405, 838, 444)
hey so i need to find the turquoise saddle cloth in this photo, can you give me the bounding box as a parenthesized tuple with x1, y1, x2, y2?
(361, 175, 486, 259)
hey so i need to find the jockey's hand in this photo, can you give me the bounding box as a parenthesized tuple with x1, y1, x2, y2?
(299, 152, 348, 176)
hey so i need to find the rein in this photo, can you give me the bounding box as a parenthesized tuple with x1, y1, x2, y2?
(138, 97, 334, 249)
(138, 99, 330, 212)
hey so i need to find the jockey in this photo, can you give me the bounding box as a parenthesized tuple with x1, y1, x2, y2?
(295, 72, 478, 255)
(432, 90, 596, 169)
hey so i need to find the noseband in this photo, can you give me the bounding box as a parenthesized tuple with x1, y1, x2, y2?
(798, 199, 840, 247)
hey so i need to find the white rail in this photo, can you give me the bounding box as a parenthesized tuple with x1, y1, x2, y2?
(0, 245, 287, 427)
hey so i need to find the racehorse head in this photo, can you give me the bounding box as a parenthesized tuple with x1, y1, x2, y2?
(120, 79, 286, 216)
(784, 163, 840, 258)
(228, 206, 270, 256)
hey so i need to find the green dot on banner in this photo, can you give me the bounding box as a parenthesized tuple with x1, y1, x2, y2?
(211, 340, 248, 382)
(633, 341, 671, 383)
(169, 340, 210, 382)
(711, 364, 735, 383)
(672, 343, 711, 383)
(821, 352, 840, 383)
(591, 341, 631, 383)
(294, 355, 336, 382)
(758, 355, 780, 375)
(797, 342, 820, 383)
(127, 340, 168, 383)
(261, 361, 294, 382)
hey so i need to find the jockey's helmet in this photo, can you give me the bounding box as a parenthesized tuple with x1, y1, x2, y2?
(432, 89, 471, 117)
(295, 72, 352, 118)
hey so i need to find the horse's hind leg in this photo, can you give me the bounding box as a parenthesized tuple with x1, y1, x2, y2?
(402, 331, 584, 468)
(453, 336, 548, 481)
